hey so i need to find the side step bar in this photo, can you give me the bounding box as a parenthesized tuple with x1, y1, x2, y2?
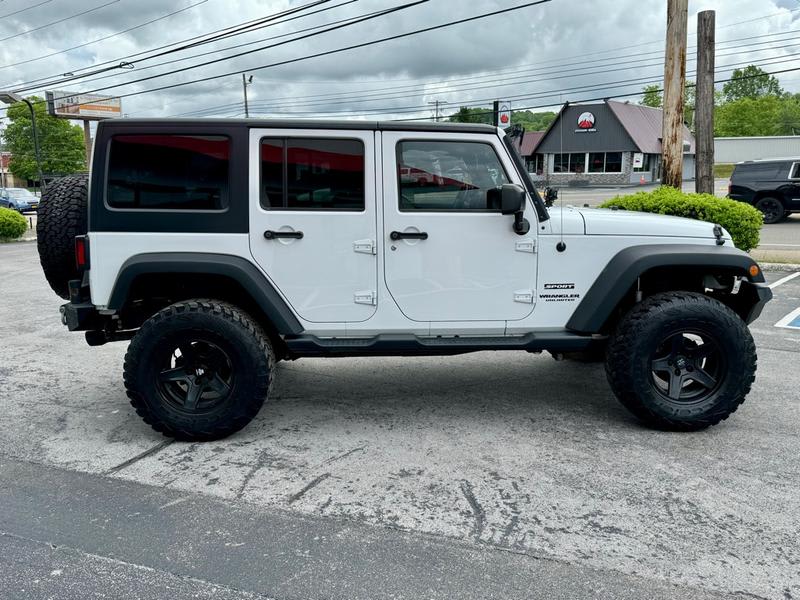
(285, 331, 601, 358)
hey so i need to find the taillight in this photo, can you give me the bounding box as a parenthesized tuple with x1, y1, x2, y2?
(75, 235, 89, 271)
(727, 180, 732, 195)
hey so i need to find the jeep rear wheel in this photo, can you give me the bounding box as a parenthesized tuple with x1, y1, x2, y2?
(36, 175, 89, 299)
(124, 300, 274, 441)
(755, 197, 785, 224)
(605, 292, 756, 431)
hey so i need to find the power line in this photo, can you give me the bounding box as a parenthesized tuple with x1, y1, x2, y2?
(33, 0, 434, 101)
(4, 0, 346, 90)
(0, 0, 121, 44)
(0, 0, 210, 72)
(151, 27, 800, 117)
(237, 47, 800, 114)
(0, 0, 54, 19)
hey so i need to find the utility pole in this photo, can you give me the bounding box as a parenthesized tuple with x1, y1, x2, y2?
(428, 100, 444, 122)
(695, 10, 715, 195)
(492, 100, 500, 127)
(242, 74, 253, 118)
(83, 121, 92, 167)
(661, 0, 688, 189)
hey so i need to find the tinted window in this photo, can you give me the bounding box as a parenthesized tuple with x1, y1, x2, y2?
(107, 135, 229, 210)
(260, 138, 365, 211)
(398, 141, 509, 211)
(791, 163, 800, 179)
(733, 162, 780, 179)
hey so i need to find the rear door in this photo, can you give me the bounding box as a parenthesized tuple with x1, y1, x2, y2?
(381, 131, 538, 323)
(788, 162, 800, 209)
(248, 128, 378, 323)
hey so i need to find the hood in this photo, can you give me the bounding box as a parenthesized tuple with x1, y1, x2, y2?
(576, 207, 730, 241)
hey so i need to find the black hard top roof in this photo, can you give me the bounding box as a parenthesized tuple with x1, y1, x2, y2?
(99, 118, 499, 135)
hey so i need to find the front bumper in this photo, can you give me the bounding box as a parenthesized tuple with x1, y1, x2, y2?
(745, 282, 773, 324)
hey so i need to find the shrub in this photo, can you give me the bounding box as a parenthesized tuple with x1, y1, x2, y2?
(599, 186, 763, 252)
(0, 207, 28, 240)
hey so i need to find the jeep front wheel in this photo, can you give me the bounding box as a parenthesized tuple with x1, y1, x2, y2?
(124, 300, 274, 441)
(605, 292, 756, 431)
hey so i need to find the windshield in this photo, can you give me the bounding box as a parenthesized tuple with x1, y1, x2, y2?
(7, 189, 35, 199)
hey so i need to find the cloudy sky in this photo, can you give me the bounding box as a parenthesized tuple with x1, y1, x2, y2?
(0, 0, 798, 127)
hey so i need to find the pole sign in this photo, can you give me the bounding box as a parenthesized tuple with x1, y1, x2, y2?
(46, 91, 122, 120)
(497, 101, 512, 129)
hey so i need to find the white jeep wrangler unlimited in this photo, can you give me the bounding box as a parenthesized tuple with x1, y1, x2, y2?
(37, 119, 772, 441)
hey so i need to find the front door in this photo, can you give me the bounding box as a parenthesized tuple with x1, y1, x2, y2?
(381, 131, 538, 323)
(249, 129, 377, 323)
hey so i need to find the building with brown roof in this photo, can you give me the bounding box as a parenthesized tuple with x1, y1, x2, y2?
(521, 100, 696, 186)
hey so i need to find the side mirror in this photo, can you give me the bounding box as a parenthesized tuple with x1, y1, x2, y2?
(500, 183, 525, 215)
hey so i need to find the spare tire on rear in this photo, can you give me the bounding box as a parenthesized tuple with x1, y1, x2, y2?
(37, 175, 89, 299)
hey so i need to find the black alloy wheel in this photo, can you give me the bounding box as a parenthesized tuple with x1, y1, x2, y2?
(649, 331, 724, 403)
(755, 197, 785, 224)
(156, 340, 235, 412)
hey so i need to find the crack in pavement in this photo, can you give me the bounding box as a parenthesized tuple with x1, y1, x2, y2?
(105, 440, 175, 475)
(460, 480, 486, 541)
(287, 473, 331, 504)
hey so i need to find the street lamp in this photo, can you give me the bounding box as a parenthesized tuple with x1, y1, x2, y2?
(0, 91, 45, 191)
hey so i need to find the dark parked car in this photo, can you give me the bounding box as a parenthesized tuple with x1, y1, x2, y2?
(0, 188, 39, 213)
(728, 159, 800, 224)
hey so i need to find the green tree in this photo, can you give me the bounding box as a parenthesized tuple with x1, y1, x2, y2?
(448, 106, 493, 124)
(639, 81, 695, 127)
(714, 96, 782, 136)
(447, 107, 556, 131)
(2, 96, 86, 183)
(721, 65, 784, 103)
(775, 93, 800, 135)
(511, 110, 557, 131)
(640, 84, 662, 108)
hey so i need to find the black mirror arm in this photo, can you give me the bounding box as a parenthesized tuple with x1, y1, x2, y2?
(513, 212, 530, 235)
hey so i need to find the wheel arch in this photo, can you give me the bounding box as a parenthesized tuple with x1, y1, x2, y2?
(107, 253, 304, 341)
(566, 244, 769, 335)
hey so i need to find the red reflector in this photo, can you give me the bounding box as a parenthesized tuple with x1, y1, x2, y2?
(75, 237, 88, 270)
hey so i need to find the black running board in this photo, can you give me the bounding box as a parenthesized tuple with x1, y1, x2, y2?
(284, 331, 600, 358)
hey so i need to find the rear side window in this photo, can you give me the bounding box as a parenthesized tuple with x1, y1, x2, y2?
(732, 162, 781, 180)
(260, 138, 365, 211)
(790, 163, 800, 179)
(107, 135, 230, 210)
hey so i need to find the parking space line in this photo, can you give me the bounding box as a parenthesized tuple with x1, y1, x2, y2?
(769, 272, 800, 289)
(775, 306, 800, 330)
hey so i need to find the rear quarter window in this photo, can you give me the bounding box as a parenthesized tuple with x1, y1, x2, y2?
(106, 134, 230, 211)
(732, 162, 782, 180)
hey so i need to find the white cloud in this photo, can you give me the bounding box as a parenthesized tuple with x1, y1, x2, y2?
(0, 0, 795, 123)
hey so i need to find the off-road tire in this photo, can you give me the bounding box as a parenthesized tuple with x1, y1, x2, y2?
(605, 292, 756, 431)
(124, 300, 274, 441)
(36, 175, 89, 299)
(755, 196, 785, 224)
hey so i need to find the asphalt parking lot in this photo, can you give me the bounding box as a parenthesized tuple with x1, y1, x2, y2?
(1, 241, 799, 600)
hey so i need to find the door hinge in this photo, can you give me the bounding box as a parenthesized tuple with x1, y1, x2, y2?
(515, 239, 536, 253)
(353, 239, 376, 255)
(514, 290, 534, 304)
(354, 290, 377, 306)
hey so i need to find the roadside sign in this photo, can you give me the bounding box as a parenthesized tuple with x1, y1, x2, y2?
(633, 152, 644, 168)
(46, 90, 122, 120)
(497, 101, 511, 129)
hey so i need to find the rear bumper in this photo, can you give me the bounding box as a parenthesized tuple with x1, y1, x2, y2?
(60, 301, 101, 331)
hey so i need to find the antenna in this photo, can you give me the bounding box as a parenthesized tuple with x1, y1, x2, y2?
(557, 99, 567, 253)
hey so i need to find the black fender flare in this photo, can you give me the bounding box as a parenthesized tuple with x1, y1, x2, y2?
(107, 253, 304, 335)
(565, 244, 766, 334)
